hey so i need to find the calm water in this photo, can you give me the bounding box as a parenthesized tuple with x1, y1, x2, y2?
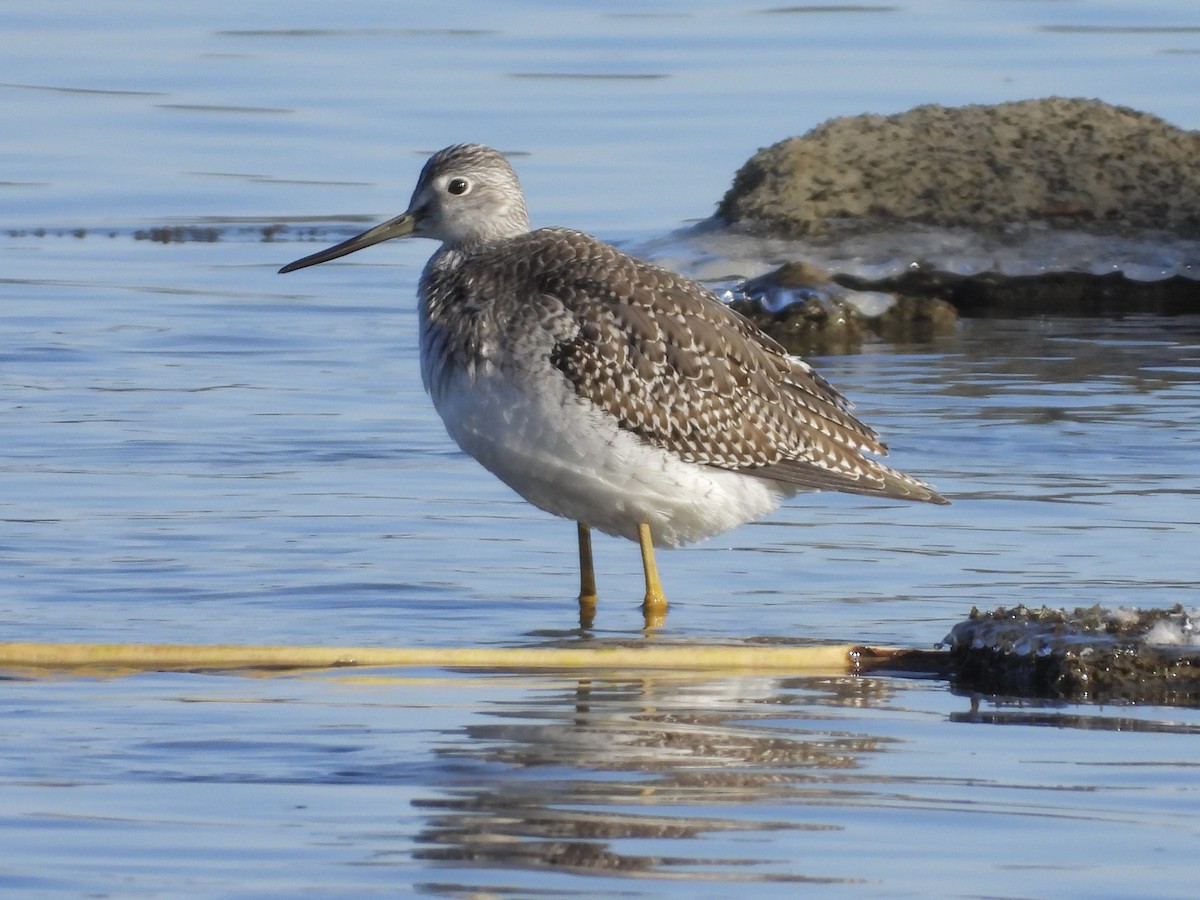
(4, 1, 1200, 896)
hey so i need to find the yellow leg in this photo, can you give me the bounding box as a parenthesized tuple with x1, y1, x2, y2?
(638, 522, 668, 628)
(577, 522, 597, 629)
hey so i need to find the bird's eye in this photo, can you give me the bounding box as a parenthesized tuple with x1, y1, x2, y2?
(446, 177, 470, 196)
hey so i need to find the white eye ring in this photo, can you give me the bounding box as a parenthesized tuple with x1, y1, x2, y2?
(446, 177, 471, 196)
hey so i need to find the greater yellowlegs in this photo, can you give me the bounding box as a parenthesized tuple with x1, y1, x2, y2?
(279, 144, 946, 628)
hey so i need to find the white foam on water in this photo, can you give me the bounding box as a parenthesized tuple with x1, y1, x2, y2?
(640, 224, 1200, 285)
(1143, 614, 1200, 648)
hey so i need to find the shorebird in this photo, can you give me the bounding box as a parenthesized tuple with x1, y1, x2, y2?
(279, 144, 946, 628)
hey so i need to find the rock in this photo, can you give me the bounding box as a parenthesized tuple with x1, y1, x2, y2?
(943, 604, 1200, 706)
(836, 268, 1200, 316)
(731, 262, 957, 354)
(717, 98, 1200, 237)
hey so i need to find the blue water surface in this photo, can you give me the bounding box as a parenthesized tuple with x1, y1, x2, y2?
(3, 1, 1200, 896)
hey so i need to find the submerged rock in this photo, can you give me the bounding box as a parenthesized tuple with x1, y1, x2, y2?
(943, 604, 1200, 706)
(718, 98, 1200, 238)
(835, 268, 1200, 317)
(730, 262, 957, 354)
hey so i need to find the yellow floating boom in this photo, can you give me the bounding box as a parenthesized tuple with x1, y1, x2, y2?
(0, 641, 880, 675)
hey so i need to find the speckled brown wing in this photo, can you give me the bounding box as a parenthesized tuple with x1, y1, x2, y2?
(460, 227, 944, 503)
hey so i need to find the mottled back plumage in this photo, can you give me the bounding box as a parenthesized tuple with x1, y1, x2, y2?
(419, 214, 942, 503)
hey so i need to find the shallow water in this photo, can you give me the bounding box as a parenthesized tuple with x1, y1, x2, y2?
(4, 1, 1200, 896)
(5, 667, 1200, 897)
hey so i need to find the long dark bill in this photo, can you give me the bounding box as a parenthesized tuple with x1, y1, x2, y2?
(278, 211, 417, 274)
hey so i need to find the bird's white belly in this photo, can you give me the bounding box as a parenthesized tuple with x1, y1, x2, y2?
(429, 366, 786, 547)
